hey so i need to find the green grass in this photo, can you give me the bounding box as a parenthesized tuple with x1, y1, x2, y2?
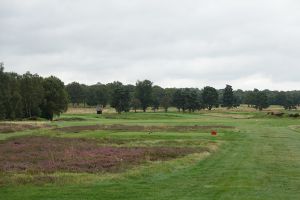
(0, 109, 300, 199)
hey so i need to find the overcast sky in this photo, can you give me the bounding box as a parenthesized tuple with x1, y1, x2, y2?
(1, 0, 300, 90)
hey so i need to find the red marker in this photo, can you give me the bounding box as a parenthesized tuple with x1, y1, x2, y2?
(211, 130, 217, 136)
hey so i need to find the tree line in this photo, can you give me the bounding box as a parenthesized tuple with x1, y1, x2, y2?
(0, 65, 68, 120)
(66, 81, 300, 113)
(1, 65, 300, 120)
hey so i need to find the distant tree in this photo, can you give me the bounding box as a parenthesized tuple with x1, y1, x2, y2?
(222, 85, 234, 109)
(265, 89, 277, 105)
(130, 98, 141, 113)
(160, 95, 171, 112)
(80, 84, 89, 107)
(111, 84, 131, 114)
(135, 80, 153, 112)
(275, 91, 287, 106)
(20, 72, 44, 118)
(41, 76, 68, 120)
(8, 91, 23, 119)
(126, 84, 136, 100)
(185, 89, 201, 112)
(172, 89, 185, 112)
(164, 88, 177, 96)
(86, 86, 97, 106)
(202, 86, 219, 110)
(0, 64, 9, 119)
(152, 86, 165, 101)
(293, 91, 300, 106)
(86, 84, 109, 107)
(233, 89, 243, 107)
(106, 81, 124, 103)
(278, 92, 297, 110)
(5, 73, 23, 119)
(152, 98, 160, 112)
(151, 86, 165, 112)
(244, 90, 256, 107)
(172, 88, 202, 112)
(0, 65, 23, 119)
(253, 89, 269, 111)
(66, 82, 85, 106)
(232, 95, 241, 108)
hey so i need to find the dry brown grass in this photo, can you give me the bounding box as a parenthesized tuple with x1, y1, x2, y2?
(0, 122, 51, 133)
(66, 107, 116, 114)
(55, 124, 235, 133)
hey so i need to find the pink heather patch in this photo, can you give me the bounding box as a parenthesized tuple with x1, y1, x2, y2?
(0, 137, 202, 173)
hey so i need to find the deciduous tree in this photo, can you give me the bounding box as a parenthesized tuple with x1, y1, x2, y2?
(111, 84, 131, 114)
(222, 85, 234, 109)
(66, 82, 85, 106)
(41, 76, 68, 120)
(135, 80, 153, 112)
(202, 86, 219, 110)
(160, 95, 171, 112)
(20, 72, 44, 118)
(130, 98, 141, 113)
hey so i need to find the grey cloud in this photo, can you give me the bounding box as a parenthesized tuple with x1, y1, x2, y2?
(1, 0, 300, 90)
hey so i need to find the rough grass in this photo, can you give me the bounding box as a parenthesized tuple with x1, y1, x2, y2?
(55, 124, 234, 133)
(289, 125, 300, 133)
(0, 123, 51, 133)
(0, 136, 204, 174)
(202, 113, 254, 119)
(53, 117, 87, 122)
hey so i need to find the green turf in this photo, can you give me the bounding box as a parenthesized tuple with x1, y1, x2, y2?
(0, 109, 300, 200)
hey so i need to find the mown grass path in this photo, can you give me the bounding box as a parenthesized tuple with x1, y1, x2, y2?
(0, 115, 300, 199)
